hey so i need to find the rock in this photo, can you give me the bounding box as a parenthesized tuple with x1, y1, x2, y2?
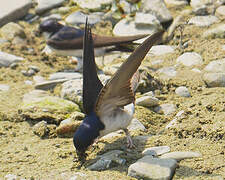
(35, 79, 67, 90)
(0, 22, 26, 40)
(128, 156, 177, 180)
(0, 51, 24, 67)
(56, 121, 81, 137)
(42, 14, 62, 22)
(49, 72, 82, 81)
(222, 45, 225, 51)
(160, 151, 202, 161)
(148, 45, 175, 56)
(142, 146, 170, 156)
(101, 131, 123, 140)
(188, 15, 219, 27)
(128, 118, 146, 132)
(191, 68, 202, 73)
(165, 0, 188, 6)
(140, 0, 173, 23)
(61, 79, 82, 103)
(24, 80, 33, 85)
(136, 96, 159, 107)
(88, 150, 125, 170)
(165, 110, 185, 129)
(113, 19, 158, 44)
(21, 92, 80, 124)
(203, 24, 225, 38)
(204, 58, 225, 73)
(175, 86, 191, 97)
(190, 0, 210, 15)
(73, 0, 112, 11)
(0, 84, 10, 91)
(57, 7, 70, 14)
(215, 5, 225, 20)
(35, 0, 66, 15)
(22, 69, 36, 77)
(203, 73, 225, 87)
(23, 90, 49, 102)
(135, 13, 161, 28)
(0, 0, 32, 27)
(157, 66, 177, 79)
(65, 11, 102, 25)
(32, 121, 48, 137)
(176, 52, 203, 67)
(4, 174, 18, 180)
(154, 103, 176, 115)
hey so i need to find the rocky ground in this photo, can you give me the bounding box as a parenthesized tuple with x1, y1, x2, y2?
(0, 0, 225, 179)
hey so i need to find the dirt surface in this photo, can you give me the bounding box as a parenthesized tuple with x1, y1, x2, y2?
(0, 3, 225, 180)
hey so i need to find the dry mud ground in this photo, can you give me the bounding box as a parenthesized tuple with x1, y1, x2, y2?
(0, 5, 225, 180)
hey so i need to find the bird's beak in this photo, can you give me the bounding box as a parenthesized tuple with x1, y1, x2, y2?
(76, 151, 87, 162)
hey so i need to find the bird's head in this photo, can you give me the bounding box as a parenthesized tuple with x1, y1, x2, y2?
(73, 112, 104, 161)
(39, 18, 63, 34)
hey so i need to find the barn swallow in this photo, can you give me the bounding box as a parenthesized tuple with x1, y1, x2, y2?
(73, 20, 164, 161)
(39, 18, 149, 70)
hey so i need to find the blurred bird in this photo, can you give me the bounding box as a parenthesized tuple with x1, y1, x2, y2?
(39, 18, 149, 71)
(73, 19, 164, 161)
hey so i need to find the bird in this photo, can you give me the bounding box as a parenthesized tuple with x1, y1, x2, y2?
(73, 19, 164, 161)
(38, 18, 149, 71)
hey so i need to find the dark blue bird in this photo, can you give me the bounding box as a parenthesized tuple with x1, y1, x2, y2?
(73, 20, 164, 160)
(39, 18, 149, 71)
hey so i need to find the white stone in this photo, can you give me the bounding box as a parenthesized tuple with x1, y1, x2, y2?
(204, 58, 225, 73)
(128, 118, 146, 132)
(128, 156, 177, 179)
(177, 52, 203, 67)
(0, 0, 32, 27)
(160, 151, 202, 161)
(49, 72, 82, 80)
(191, 68, 202, 73)
(135, 13, 161, 27)
(35, 79, 67, 90)
(165, 110, 185, 129)
(154, 103, 176, 115)
(148, 45, 175, 56)
(157, 66, 177, 79)
(175, 86, 191, 97)
(165, 0, 188, 6)
(188, 15, 219, 27)
(142, 146, 170, 156)
(222, 45, 225, 51)
(0, 22, 25, 40)
(73, 0, 112, 10)
(65, 11, 102, 25)
(61, 79, 83, 102)
(136, 96, 159, 107)
(203, 73, 225, 87)
(216, 5, 225, 20)
(5, 174, 17, 180)
(113, 19, 158, 44)
(203, 24, 225, 38)
(0, 51, 23, 67)
(140, 0, 173, 23)
(35, 0, 65, 14)
(0, 84, 10, 91)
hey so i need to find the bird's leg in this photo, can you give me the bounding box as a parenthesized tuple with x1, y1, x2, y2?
(102, 55, 105, 67)
(124, 129, 135, 148)
(74, 57, 83, 72)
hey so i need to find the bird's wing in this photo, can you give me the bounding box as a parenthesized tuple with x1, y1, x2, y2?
(95, 30, 164, 116)
(82, 20, 103, 115)
(47, 26, 84, 49)
(47, 26, 148, 50)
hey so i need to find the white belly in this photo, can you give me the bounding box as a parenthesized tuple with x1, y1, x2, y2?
(99, 103, 135, 137)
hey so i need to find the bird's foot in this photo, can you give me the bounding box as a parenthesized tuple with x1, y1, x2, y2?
(124, 129, 136, 149)
(126, 135, 136, 149)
